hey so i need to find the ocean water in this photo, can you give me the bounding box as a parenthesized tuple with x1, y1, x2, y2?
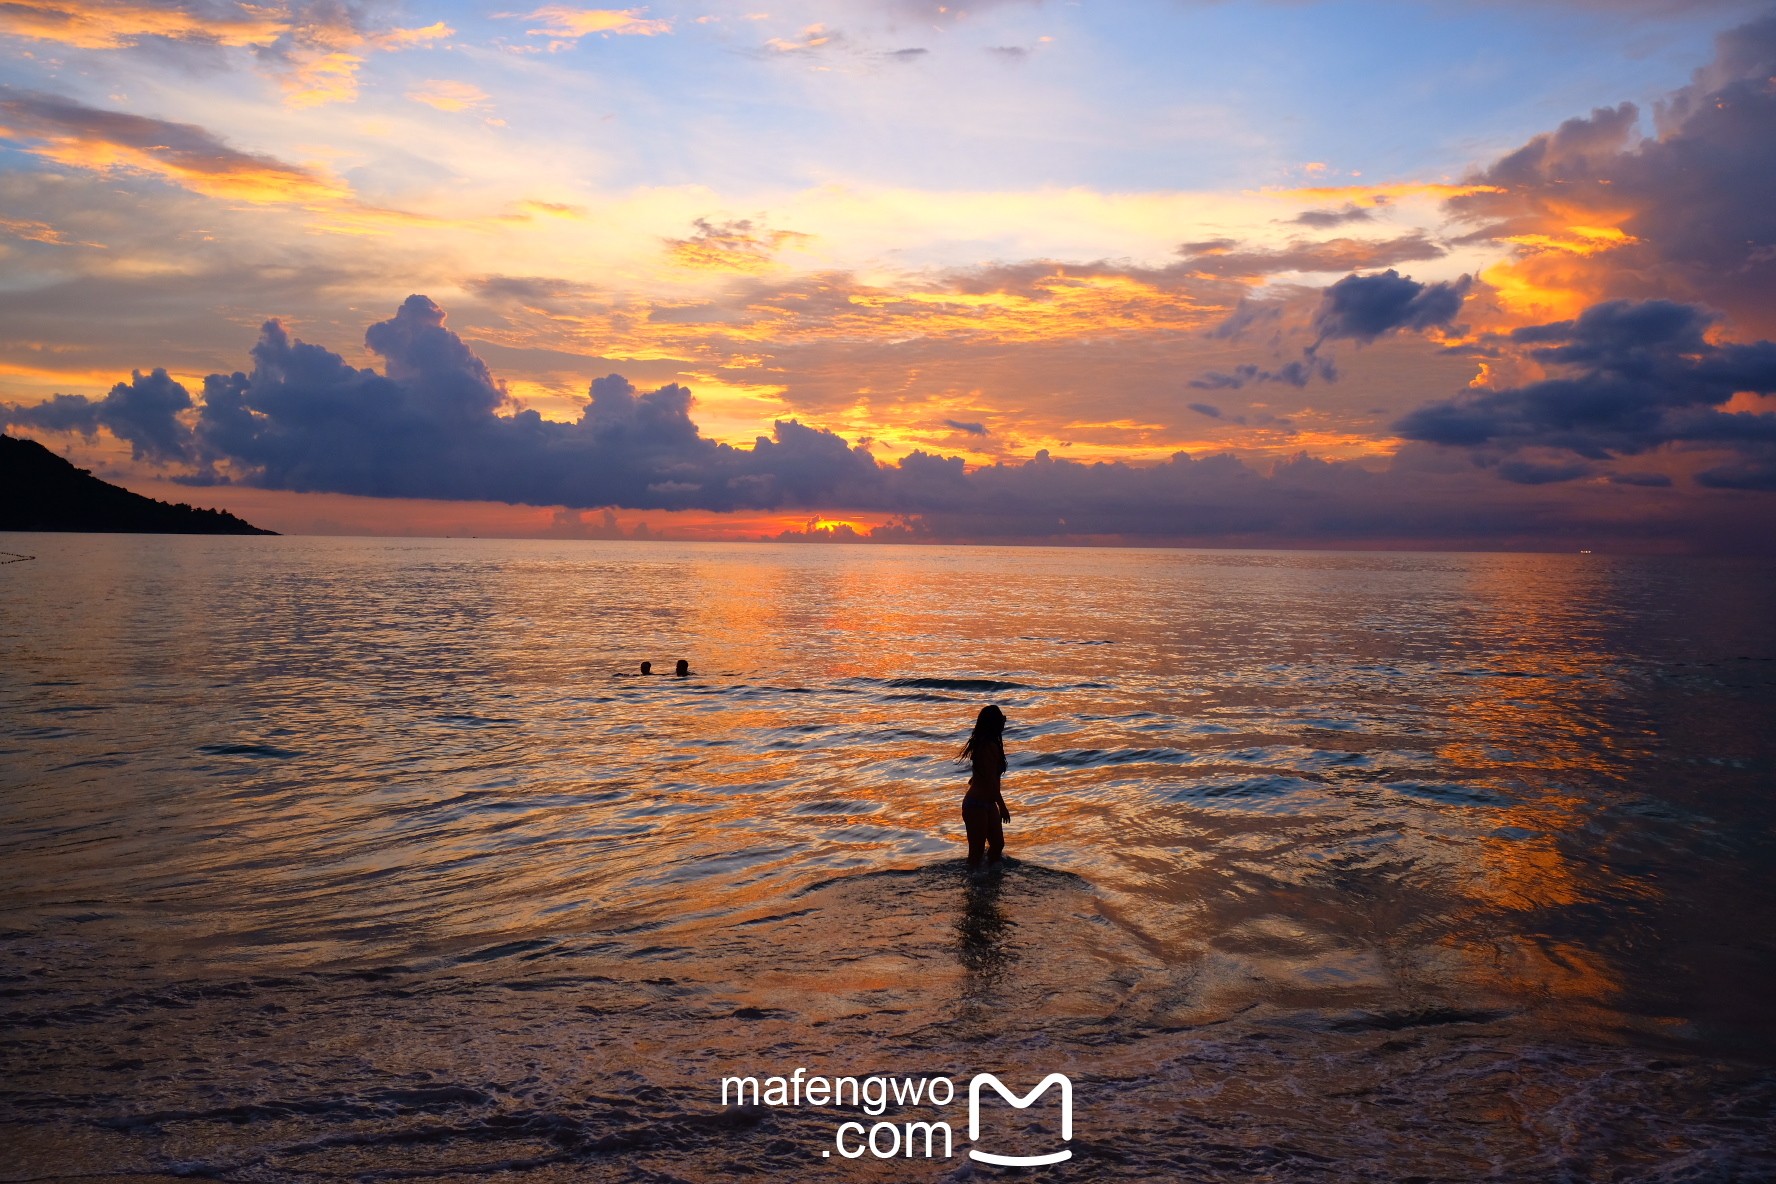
(2, 533, 1773, 1182)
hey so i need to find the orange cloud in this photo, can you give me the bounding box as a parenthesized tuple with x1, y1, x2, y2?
(368, 21, 453, 49)
(279, 50, 366, 108)
(765, 23, 835, 51)
(511, 6, 671, 37)
(1468, 220, 1647, 324)
(0, 3, 452, 109)
(815, 272, 1215, 343)
(0, 90, 547, 232)
(718, 269, 1220, 348)
(407, 80, 491, 113)
(470, 269, 1238, 465)
(0, 0, 289, 49)
(465, 248, 1479, 478)
(269, 12, 452, 109)
(664, 217, 813, 273)
(0, 91, 351, 203)
(0, 214, 88, 245)
(472, 260, 1240, 374)
(1499, 224, 1638, 257)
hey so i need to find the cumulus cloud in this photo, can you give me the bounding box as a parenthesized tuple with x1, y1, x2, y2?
(188, 295, 887, 509)
(2, 367, 194, 463)
(1394, 299, 1776, 487)
(1311, 269, 1473, 346)
(1188, 268, 1469, 391)
(9, 294, 1773, 549)
(1443, 10, 1776, 332)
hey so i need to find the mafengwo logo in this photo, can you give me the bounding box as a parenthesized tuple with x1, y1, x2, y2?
(968, 1073, 1073, 1166)
(718, 1068, 1074, 1163)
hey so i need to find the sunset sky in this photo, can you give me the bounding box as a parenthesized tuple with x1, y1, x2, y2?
(3, 0, 1774, 547)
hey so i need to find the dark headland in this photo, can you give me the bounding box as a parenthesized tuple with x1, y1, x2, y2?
(0, 435, 277, 535)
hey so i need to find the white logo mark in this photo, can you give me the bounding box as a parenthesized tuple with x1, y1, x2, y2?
(966, 1072, 1072, 1166)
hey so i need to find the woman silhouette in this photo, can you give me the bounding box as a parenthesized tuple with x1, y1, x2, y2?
(959, 705, 1011, 870)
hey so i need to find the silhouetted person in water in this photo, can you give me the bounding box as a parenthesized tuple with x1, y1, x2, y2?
(959, 705, 1011, 870)
(639, 661, 653, 675)
(675, 659, 691, 677)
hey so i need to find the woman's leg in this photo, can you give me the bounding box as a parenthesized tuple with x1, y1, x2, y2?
(962, 806, 991, 868)
(985, 811, 1005, 865)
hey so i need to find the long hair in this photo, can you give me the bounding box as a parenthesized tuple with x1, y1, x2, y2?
(958, 704, 1006, 763)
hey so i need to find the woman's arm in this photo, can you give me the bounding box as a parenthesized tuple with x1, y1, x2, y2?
(996, 745, 1011, 819)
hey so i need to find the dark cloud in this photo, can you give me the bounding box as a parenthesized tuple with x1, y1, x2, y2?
(1189, 268, 1466, 392)
(1311, 270, 1473, 346)
(181, 296, 881, 509)
(1188, 358, 1336, 390)
(2, 393, 99, 436)
(943, 419, 989, 435)
(1178, 233, 1445, 279)
(1444, 11, 1776, 333)
(889, 47, 928, 58)
(1691, 453, 1776, 491)
(877, 446, 1769, 550)
(1393, 11, 1776, 492)
(1497, 458, 1595, 485)
(469, 275, 601, 302)
(1393, 298, 1776, 486)
(1291, 203, 1374, 228)
(14, 295, 1773, 551)
(1189, 368, 1249, 390)
(1187, 402, 1222, 418)
(2, 368, 195, 464)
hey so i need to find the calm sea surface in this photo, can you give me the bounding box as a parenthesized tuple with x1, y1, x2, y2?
(2, 534, 1773, 1182)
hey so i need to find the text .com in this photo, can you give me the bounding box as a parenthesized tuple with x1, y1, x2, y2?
(718, 1069, 1073, 1164)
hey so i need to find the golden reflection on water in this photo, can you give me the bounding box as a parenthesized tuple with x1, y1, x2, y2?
(1, 536, 1772, 1050)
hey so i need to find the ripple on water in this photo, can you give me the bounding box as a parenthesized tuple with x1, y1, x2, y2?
(2, 536, 1773, 1182)
(1159, 774, 1334, 814)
